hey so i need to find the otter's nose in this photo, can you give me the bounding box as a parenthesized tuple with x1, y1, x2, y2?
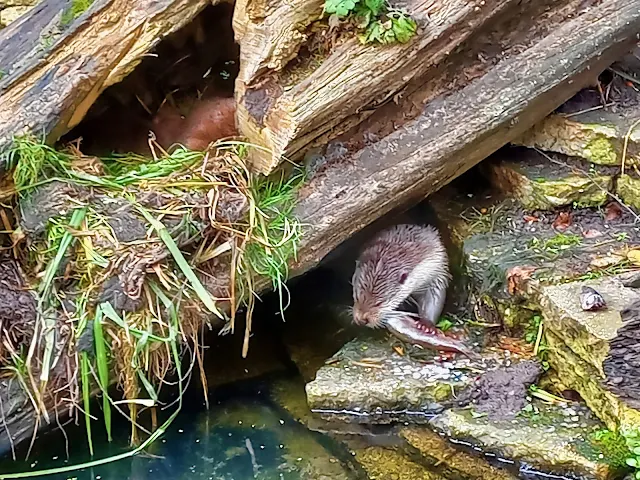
(352, 308, 368, 326)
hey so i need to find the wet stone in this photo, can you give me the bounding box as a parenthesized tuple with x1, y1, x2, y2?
(400, 427, 519, 480)
(305, 336, 502, 424)
(428, 401, 614, 480)
(352, 446, 446, 480)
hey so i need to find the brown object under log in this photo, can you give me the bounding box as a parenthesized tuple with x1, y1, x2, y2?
(151, 96, 238, 152)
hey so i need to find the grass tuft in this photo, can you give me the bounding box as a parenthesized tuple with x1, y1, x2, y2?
(2, 137, 304, 460)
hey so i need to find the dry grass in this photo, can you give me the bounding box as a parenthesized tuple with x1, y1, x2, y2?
(0, 135, 304, 464)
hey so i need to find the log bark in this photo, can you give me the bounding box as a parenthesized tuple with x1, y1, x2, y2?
(0, 0, 216, 169)
(234, 0, 522, 173)
(233, 0, 602, 174)
(288, 0, 640, 275)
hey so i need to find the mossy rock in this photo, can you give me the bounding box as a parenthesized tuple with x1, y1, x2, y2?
(304, 336, 492, 424)
(430, 180, 640, 333)
(353, 446, 445, 480)
(400, 427, 519, 480)
(483, 147, 613, 209)
(539, 277, 639, 374)
(616, 174, 640, 211)
(513, 114, 639, 166)
(545, 329, 640, 434)
(429, 405, 616, 480)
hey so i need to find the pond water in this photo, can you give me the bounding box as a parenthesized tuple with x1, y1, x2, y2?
(0, 374, 368, 480)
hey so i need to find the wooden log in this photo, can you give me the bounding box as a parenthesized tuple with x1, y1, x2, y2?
(0, 0, 216, 168)
(288, 0, 640, 276)
(235, 0, 525, 173)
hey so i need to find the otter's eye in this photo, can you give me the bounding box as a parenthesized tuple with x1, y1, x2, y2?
(399, 272, 408, 284)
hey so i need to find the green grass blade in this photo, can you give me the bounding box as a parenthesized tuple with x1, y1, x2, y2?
(100, 302, 173, 342)
(39, 208, 87, 297)
(80, 351, 94, 457)
(137, 370, 158, 402)
(136, 206, 223, 319)
(39, 208, 87, 385)
(93, 306, 112, 442)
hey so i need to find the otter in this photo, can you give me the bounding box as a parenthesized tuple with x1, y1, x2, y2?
(352, 224, 450, 330)
(151, 96, 238, 152)
(352, 223, 476, 358)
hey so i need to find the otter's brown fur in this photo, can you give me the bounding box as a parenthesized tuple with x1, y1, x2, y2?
(352, 224, 450, 328)
(152, 96, 237, 151)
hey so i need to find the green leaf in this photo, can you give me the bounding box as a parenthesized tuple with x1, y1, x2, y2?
(101, 302, 173, 343)
(436, 318, 454, 332)
(364, 0, 385, 16)
(80, 352, 94, 457)
(626, 458, 638, 467)
(137, 370, 159, 402)
(634, 446, 640, 456)
(93, 307, 112, 442)
(390, 14, 417, 43)
(324, 0, 356, 17)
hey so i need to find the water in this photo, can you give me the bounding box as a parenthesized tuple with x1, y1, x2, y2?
(0, 376, 360, 480)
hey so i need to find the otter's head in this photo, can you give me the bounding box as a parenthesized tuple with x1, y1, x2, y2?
(352, 243, 410, 328)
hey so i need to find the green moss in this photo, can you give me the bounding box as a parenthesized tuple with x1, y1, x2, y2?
(60, 0, 95, 27)
(529, 233, 582, 255)
(616, 174, 640, 210)
(584, 136, 618, 165)
(587, 429, 630, 469)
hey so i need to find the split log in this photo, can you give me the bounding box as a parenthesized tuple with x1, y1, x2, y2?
(233, 0, 605, 174)
(0, 0, 216, 167)
(234, 0, 518, 173)
(288, 0, 640, 275)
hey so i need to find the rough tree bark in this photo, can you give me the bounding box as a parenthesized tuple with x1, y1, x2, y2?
(234, 0, 521, 173)
(288, 0, 640, 275)
(0, 0, 218, 167)
(232, 0, 610, 174)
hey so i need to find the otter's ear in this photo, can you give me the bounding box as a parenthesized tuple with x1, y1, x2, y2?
(399, 272, 408, 284)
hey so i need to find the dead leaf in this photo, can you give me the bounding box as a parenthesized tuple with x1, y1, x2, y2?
(552, 211, 572, 231)
(628, 249, 640, 266)
(590, 254, 626, 268)
(605, 202, 623, 221)
(523, 214, 540, 224)
(583, 229, 603, 239)
(506, 265, 537, 295)
(392, 345, 404, 356)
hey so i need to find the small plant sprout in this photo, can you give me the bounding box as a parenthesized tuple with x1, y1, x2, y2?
(323, 0, 417, 45)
